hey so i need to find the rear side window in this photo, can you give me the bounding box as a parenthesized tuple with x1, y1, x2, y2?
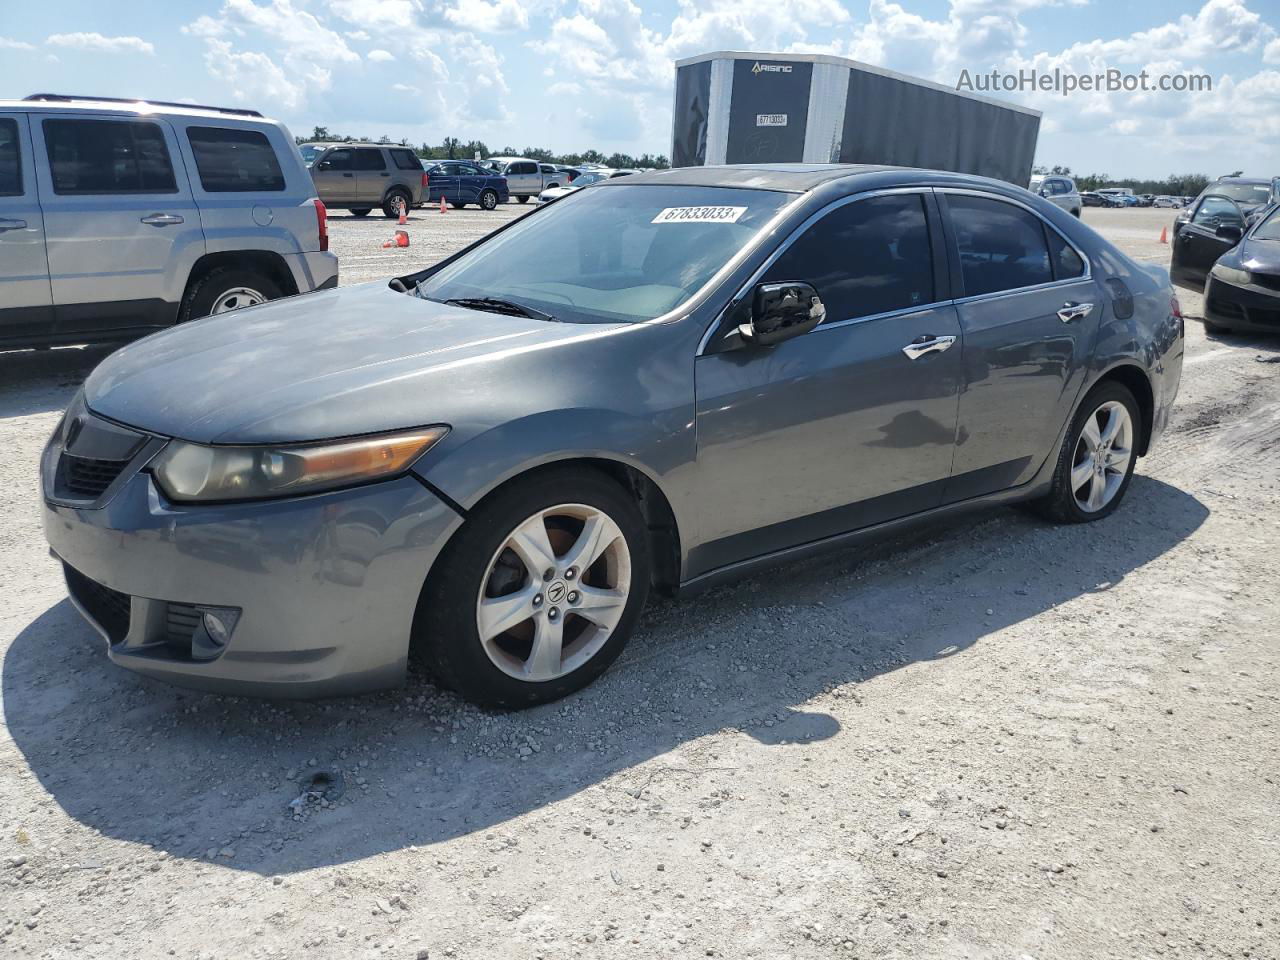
(0, 118, 20, 196)
(353, 149, 386, 171)
(186, 126, 285, 192)
(43, 118, 176, 194)
(765, 193, 934, 322)
(1046, 228, 1086, 280)
(948, 195, 1052, 296)
(390, 148, 420, 171)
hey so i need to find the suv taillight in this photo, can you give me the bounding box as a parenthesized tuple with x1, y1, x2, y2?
(313, 198, 328, 252)
(421, 172, 429, 189)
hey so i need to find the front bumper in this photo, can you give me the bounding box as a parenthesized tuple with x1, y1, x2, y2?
(41, 445, 463, 698)
(1205, 275, 1280, 332)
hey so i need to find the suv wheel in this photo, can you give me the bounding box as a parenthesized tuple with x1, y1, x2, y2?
(414, 468, 650, 709)
(382, 190, 411, 218)
(179, 266, 282, 322)
(516, 195, 529, 204)
(351, 208, 372, 218)
(450, 201, 466, 210)
(480, 189, 498, 210)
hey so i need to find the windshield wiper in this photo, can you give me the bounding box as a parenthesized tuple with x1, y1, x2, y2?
(442, 296, 558, 322)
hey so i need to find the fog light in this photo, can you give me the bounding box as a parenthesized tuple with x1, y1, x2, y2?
(192, 607, 240, 659)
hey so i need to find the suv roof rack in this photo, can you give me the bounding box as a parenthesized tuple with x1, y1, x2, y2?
(22, 93, 262, 117)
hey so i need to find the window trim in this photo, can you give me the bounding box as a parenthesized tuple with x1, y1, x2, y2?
(0, 117, 22, 197)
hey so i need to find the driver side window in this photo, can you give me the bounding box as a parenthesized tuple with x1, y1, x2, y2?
(763, 193, 935, 324)
(1193, 196, 1242, 227)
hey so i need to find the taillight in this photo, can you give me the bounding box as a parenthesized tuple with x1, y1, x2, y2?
(313, 198, 328, 253)
(1170, 294, 1182, 318)
(421, 173, 429, 188)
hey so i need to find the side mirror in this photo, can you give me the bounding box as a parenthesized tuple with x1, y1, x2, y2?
(738, 282, 826, 347)
(317, 160, 332, 170)
(1215, 223, 1244, 244)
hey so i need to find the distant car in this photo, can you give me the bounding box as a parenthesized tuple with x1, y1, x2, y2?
(303, 142, 425, 218)
(1080, 191, 1105, 207)
(422, 160, 509, 210)
(1153, 196, 1179, 208)
(1029, 175, 1081, 217)
(1136, 194, 1155, 207)
(1174, 178, 1277, 239)
(1170, 193, 1249, 289)
(1, 93, 337, 349)
(538, 170, 607, 202)
(1199, 202, 1280, 334)
(486, 157, 561, 203)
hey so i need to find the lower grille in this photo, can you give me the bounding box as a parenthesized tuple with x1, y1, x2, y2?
(63, 563, 131, 644)
(165, 603, 203, 646)
(1209, 297, 1245, 319)
(61, 454, 129, 499)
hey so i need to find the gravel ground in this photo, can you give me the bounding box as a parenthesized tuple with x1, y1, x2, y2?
(1, 205, 1278, 960)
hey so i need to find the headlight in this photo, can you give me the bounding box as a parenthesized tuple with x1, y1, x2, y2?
(1211, 263, 1252, 286)
(151, 426, 449, 502)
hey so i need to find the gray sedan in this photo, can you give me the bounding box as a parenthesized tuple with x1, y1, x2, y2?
(42, 164, 1185, 707)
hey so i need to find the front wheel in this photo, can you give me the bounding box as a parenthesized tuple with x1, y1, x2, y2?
(516, 195, 530, 204)
(1033, 381, 1141, 523)
(415, 469, 650, 709)
(479, 189, 498, 210)
(450, 201, 466, 209)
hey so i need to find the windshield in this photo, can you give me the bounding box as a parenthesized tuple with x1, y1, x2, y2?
(1252, 205, 1280, 241)
(415, 185, 792, 324)
(1211, 182, 1272, 204)
(299, 144, 323, 166)
(571, 172, 606, 187)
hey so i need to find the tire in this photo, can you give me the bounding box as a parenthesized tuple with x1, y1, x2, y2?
(480, 189, 498, 211)
(516, 195, 530, 204)
(178, 266, 282, 322)
(1033, 381, 1142, 524)
(1202, 318, 1231, 335)
(450, 201, 466, 210)
(1072, 208, 1081, 218)
(382, 190, 410, 218)
(351, 208, 372, 218)
(414, 468, 651, 709)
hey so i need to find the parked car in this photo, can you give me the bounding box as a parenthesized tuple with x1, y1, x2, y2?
(1170, 193, 1251, 290)
(1029, 175, 1082, 217)
(1136, 194, 1155, 207)
(422, 160, 509, 210)
(538, 170, 608, 202)
(302, 141, 425, 218)
(1174, 178, 1277, 240)
(1081, 191, 1105, 207)
(486, 157, 562, 202)
(1198, 202, 1280, 334)
(41, 164, 1183, 706)
(1153, 195, 1179, 208)
(0, 94, 336, 350)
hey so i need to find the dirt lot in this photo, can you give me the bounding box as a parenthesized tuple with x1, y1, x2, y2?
(1, 204, 1278, 960)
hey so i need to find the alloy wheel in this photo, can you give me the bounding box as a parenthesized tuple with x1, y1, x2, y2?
(476, 504, 631, 682)
(210, 287, 266, 314)
(1071, 400, 1134, 513)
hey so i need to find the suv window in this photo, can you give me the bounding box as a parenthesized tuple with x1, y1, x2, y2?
(390, 148, 420, 171)
(948, 194, 1052, 296)
(43, 118, 176, 194)
(353, 148, 387, 171)
(321, 148, 354, 170)
(186, 126, 285, 192)
(764, 193, 934, 323)
(0, 119, 20, 196)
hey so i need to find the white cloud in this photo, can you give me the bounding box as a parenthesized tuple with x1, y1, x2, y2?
(1264, 37, 1280, 64)
(45, 32, 155, 55)
(367, 48, 396, 61)
(201, 38, 307, 111)
(327, 0, 420, 28)
(0, 37, 36, 51)
(443, 0, 530, 32)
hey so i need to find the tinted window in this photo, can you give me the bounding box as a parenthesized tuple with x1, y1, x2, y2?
(1251, 205, 1280, 241)
(437, 162, 462, 175)
(1046, 228, 1085, 280)
(390, 148, 420, 170)
(353, 149, 386, 171)
(1210, 183, 1272, 204)
(949, 195, 1052, 296)
(458, 163, 484, 175)
(1194, 196, 1245, 227)
(765, 193, 934, 322)
(186, 126, 284, 192)
(321, 148, 353, 170)
(0, 118, 20, 196)
(511, 162, 536, 175)
(44, 119, 176, 194)
(1050, 179, 1071, 195)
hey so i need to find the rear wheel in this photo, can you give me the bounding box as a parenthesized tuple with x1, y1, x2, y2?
(179, 266, 282, 322)
(450, 201, 466, 209)
(351, 208, 372, 218)
(480, 189, 498, 210)
(382, 190, 410, 218)
(516, 195, 529, 204)
(414, 468, 650, 709)
(1033, 381, 1141, 523)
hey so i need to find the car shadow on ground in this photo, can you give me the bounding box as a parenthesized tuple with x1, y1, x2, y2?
(0, 345, 118, 419)
(3, 476, 1207, 875)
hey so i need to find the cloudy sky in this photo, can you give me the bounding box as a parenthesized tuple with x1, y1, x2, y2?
(1, 0, 1277, 178)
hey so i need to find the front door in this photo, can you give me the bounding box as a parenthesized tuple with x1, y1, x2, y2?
(691, 191, 962, 576)
(1171, 195, 1245, 288)
(939, 191, 1101, 501)
(32, 114, 204, 336)
(311, 147, 356, 205)
(0, 113, 54, 344)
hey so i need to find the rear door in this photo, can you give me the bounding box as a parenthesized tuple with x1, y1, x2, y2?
(939, 191, 1099, 501)
(457, 162, 488, 202)
(353, 147, 389, 206)
(1171, 195, 1245, 288)
(32, 113, 204, 337)
(0, 112, 54, 343)
(311, 147, 356, 204)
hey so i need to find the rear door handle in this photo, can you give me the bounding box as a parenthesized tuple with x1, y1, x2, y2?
(1057, 301, 1094, 323)
(902, 334, 957, 360)
(140, 213, 184, 226)
(342, 172, 354, 178)
(380, 172, 390, 177)
(0, 217, 27, 232)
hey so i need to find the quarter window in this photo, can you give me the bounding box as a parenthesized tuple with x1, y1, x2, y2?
(948, 194, 1052, 296)
(43, 118, 176, 194)
(1046, 228, 1086, 280)
(186, 126, 285, 192)
(764, 193, 935, 323)
(390, 148, 420, 170)
(0, 118, 20, 196)
(352, 149, 387, 171)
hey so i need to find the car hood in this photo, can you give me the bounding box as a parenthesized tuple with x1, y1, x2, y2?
(85, 282, 631, 444)
(1231, 237, 1280, 275)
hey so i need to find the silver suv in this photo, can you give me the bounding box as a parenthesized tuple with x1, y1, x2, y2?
(0, 94, 337, 350)
(1029, 175, 1082, 218)
(300, 142, 426, 218)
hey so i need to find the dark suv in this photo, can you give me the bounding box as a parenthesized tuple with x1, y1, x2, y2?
(301, 142, 426, 218)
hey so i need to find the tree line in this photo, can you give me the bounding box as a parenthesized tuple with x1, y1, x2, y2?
(301, 128, 670, 170)
(1033, 165, 1247, 197)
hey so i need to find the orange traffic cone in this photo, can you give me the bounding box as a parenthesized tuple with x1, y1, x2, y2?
(1159, 225, 1168, 244)
(397, 199, 408, 226)
(394, 229, 409, 248)
(439, 195, 448, 214)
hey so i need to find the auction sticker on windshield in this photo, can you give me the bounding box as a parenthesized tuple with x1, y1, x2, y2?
(651, 206, 748, 224)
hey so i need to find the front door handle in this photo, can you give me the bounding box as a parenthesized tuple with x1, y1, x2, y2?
(342, 172, 354, 178)
(902, 334, 957, 360)
(140, 213, 184, 226)
(1057, 301, 1094, 323)
(380, 172, 390, 177)
(0, 217, 27, 232)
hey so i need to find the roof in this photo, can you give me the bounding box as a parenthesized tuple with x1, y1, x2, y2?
(0, 94, 278, 124)
(673, 50, 1041, 118)
(598, 163, 906, 193)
